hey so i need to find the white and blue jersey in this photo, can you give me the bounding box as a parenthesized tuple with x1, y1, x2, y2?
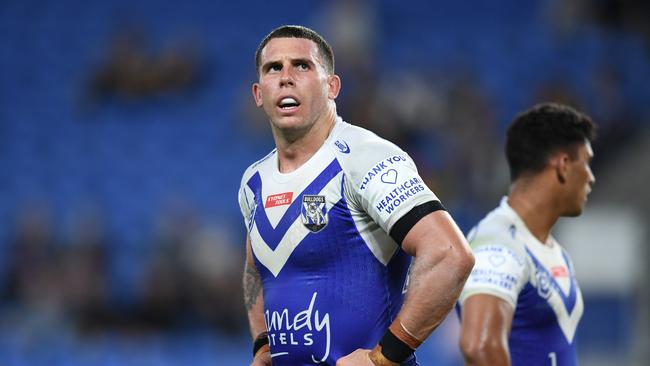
(238, 117, 441, 365)
(459, 198, 584, 366)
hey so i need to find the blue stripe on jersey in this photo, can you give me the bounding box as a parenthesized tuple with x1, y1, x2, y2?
(510, 284, 579, 366)
(254, 192, 412, 364)
(525, 247, 577, 314)
(247, 159, 342, 250)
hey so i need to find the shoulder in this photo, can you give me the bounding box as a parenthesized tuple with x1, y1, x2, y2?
(467, 205, 527, 260)
(460, 205, 531, 306)
(327, 120, 414, 185)
(331, 121, 407, 160)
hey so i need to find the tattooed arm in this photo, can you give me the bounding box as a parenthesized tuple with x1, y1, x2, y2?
(243, 235, 271, 366)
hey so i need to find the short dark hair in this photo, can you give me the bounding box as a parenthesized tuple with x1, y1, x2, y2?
(505, 102, 597, 181)
(255, 25, 335, 75)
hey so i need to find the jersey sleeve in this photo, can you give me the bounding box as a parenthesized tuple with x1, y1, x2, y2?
(459, 244, 528, 308)
(343, 142, 441, 243)
(362, 153, 441, 241)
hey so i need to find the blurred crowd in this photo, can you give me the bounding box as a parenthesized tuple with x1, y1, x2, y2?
(0, 0, 648, 364)
(2, 198, 246, 340)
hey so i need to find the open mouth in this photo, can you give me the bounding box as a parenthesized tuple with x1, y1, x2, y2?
(278, 97, 300, 110)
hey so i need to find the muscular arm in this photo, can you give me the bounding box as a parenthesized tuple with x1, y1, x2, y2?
(243, 236, 271, 366)
(459, 294, 513, 366)
(338, 210, 475, 366)
(396, 210, 475, 340)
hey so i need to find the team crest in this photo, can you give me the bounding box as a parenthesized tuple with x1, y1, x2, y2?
(534, 264, 553, 299)
(301, 195, 328, 232)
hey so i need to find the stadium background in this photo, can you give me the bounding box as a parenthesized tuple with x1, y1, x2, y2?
(0, 0, 648, 364)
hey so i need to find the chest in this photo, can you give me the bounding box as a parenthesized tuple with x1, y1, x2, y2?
(513, 245, 584, 342)
(247, 159, 359, 277)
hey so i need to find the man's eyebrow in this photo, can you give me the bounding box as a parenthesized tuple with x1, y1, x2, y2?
(261, 60, 282, 72)
(291, 58, 313, 65)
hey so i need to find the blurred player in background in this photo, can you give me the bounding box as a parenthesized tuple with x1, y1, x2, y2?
(238, 25, 474, 365)
(458, 103, 597, 366)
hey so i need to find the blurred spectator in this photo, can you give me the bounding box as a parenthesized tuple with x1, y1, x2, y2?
(366, 71, 447, 151)
(319, 0, 378, 74)
(86, 27, 202, 105)
(589, 0, 650, 38)
(317, 0, 384, 144)
(137, 196, 245, 334)
(137, 196, 199, 329)
(61, 203, 111, 332)
(442, 71, 503, 212)
(180, 222, 245, 334)
(3, 201, 68, 339)
(534, 79, 583, 108)
(5, 201, 59, 309)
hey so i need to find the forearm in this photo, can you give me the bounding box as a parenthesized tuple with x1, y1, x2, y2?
(398, 244, 473, 340)
(243, 259, 267, 338)
(365, 243, 473, 366)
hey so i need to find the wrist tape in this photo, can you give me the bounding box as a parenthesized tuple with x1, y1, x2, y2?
(252, 331, 269, 357)
(378, 322, 422, 363)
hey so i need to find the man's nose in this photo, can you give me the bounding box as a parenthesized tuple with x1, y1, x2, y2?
(280, 67, 295, 86)
(588, 168, 595, 187)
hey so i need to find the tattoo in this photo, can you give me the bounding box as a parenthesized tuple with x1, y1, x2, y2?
(243, 261, 262, 311)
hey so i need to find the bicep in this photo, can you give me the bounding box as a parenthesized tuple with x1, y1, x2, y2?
(400, 209, 471, 261)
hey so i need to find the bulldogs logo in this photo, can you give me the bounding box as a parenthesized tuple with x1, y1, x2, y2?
(535, 266, 552, 300)
(301, 195, 327, 232)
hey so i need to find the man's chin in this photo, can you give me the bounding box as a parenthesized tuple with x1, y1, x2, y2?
(272, 115, 304, 129)
(563, 206, 584, 218)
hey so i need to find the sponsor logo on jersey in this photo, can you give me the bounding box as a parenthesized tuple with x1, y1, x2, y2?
(265, 192, 294, 208)
(509, 224, 517, 239)
(551, 266, 569, 278)
(359, 155, 408, 190)
(301, 195, 328, 232)
(334, 139, 350, 154)
(265, 292, 331, 363)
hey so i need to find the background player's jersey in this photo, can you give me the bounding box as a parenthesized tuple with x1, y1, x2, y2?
(238, 117, 439, 365)
(459, 198, 584, 366)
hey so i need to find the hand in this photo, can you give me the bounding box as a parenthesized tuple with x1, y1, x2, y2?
(336, 349, 375, 366)
(250, 350, 272, 366)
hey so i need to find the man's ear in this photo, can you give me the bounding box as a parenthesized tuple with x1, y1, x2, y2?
(327, 74, 341, 100)
(552, 152, 570, 184)
(252, 83, 263, 107)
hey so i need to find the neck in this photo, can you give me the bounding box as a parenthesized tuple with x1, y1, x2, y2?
(507, 177, 562, 244)
(273, 106, 337, 173)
